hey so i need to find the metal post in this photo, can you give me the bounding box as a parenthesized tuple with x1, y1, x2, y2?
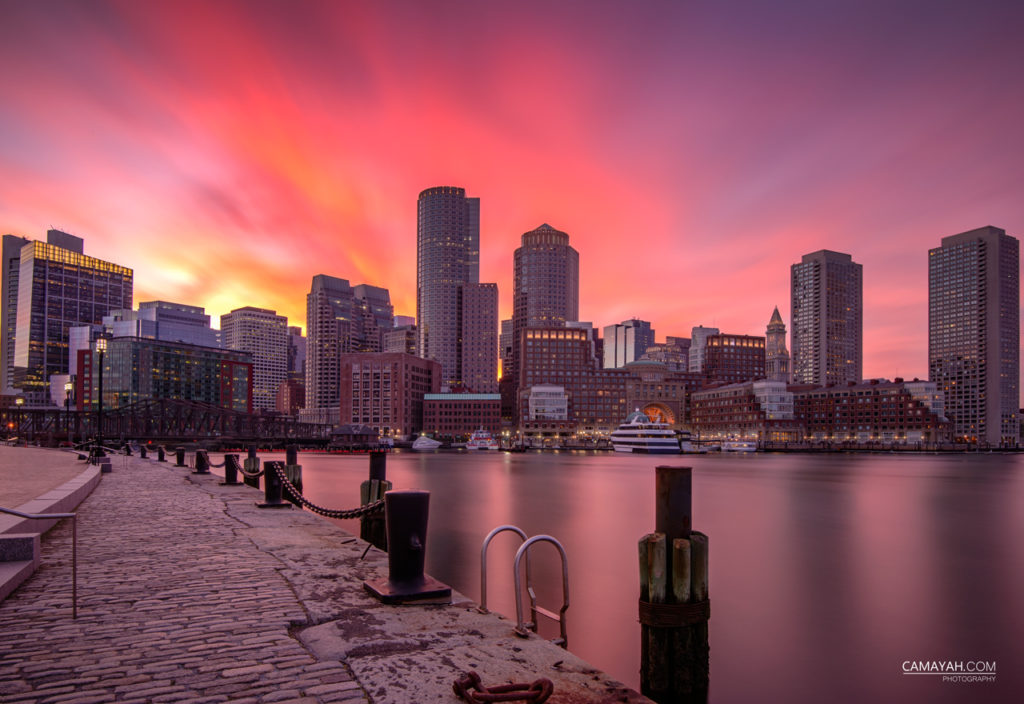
(95, 342, 105, 458)
(192, 449, 210, 474)
(175, 447, 186, 467)
(256, 461, 291, 508)
(363, 491, 451, 604)
(139, 445, 147, 459)
(157, 446, 166, 462)
(221, 453, 242, 485)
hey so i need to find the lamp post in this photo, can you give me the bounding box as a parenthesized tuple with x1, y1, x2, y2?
(64, 380, 73, 445)
(95, 338, 106, 458)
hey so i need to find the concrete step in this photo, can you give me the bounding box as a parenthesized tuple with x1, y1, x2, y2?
(0, 559, 36, 602)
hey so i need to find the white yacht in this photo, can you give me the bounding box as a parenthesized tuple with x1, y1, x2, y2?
(411, 434, 442, 451)
(722, 439, 758, 452)
(610, 410, 681, 454)
(466, 428, 500, 450)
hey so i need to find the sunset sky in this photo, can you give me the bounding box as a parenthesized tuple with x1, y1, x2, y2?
(2, 0, 1022, 381)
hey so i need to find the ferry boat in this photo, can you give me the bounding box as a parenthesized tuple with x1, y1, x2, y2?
(466, 428, 500, 451)
(411, 434, 442, 451)
(722, 439, 758, 453)
(610, 409, 681, 454)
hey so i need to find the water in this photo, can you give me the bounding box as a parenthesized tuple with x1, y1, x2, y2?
(243, 450, 1024, 702)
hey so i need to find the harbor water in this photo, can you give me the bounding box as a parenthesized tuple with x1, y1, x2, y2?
(245, 450, 1024, 703)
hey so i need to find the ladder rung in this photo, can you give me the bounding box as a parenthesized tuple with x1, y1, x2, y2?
(534, 605, 560, 622)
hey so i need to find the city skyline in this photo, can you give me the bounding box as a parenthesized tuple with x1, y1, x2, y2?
(2, 1, 1023, 383)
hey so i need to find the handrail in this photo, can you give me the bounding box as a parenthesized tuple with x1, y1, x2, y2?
(513, 535, 569, 648)
(478, 525, 531, 615)
(0, 507, 77, 619)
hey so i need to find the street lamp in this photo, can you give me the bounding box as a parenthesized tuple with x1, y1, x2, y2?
(64, 380, 73, 445)
(95, 338, 106, 458)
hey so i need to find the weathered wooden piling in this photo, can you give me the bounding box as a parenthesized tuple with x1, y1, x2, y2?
(360, 451, 391, 550)
(638, 466, 709, 703)
(283, 444, 303, 506)
(243, 445, 260, 488)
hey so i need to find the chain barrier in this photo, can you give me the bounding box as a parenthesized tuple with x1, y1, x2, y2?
(208, 459, 226, 468)
(453, 671, 553, 704)
(269, 462, 384, 519)
(237, 461, 265, 479)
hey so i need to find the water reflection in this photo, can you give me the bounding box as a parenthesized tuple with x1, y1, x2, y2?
(246, 450, 1023, 702)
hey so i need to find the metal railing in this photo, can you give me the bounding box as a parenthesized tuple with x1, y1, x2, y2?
(0, 507, 77, 618)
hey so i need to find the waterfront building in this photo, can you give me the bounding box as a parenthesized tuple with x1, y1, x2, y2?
(765, 307, 791, 383)
(220, 307, 288, 412)
(603, 319, 655, 369)
(526, 384, 569, 421)
(929, 226, 1019, 446)
(510, 224, 579, 401)
(642, 337, 690, 371)
(384, 324, 417, 355)
(304, 275, 393, 424)
(791, 249, 863, 386)
(338, 352, 441, 438)
(567, 321, 602, 368)
(688, 326, 719, 373)
(791, 378, 950, 445)
(77, 338, 252, 413)
(276, 372, 305, 416)
(417, 186, 480, 385)
(690, 380, 802, 443)
(703, 333, 766, 385)
(12, 231, 133, 404)
(287, 326, 306, 375)
(422, 392, 501, 441)
(460, 282, 498, 393)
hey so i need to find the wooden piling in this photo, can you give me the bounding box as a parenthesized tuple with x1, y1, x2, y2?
(639, 466, 709, 703)
(360, 452, 391, 550)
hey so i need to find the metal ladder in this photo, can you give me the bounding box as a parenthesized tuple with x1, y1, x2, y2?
(479, 525, 570, 649)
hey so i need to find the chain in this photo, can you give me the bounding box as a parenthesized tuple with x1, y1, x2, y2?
(237, 460, 264, 479)
(453, 671, 553, 704)
(208, 459, 226, 468)
(269, 463, 385, 519)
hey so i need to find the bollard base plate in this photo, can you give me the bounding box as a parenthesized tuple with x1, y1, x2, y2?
(363, 576, 452, 605)
(256, 500, 292, 509)
(220, 480, 243, 486)
(191, 470, 211, 475)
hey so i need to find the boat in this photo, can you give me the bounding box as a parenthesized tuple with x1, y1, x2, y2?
(610, 409, 681, 454)
(722, 439, 758, 453)
(678, 430, 708, 454)
(466, 428, 500, 451)
(411, 434, 442, 451)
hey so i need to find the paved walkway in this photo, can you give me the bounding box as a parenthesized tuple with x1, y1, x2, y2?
(0, 445, 92, 508)
(0, 455, 365, 704)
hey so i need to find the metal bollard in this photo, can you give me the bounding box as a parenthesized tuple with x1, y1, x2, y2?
(256, 461, 291, 508)
(175, 447, 186, 467)
(221, 454, 242, 485)
(369, 450, 386, 481)
(285, 444, 298, 466)
(139, 445, 147, 459)
(123, 443, 132, 456)
(192, 449, 211, 474)
(157, 446, 166, 462)
(363, 491, 451, 604)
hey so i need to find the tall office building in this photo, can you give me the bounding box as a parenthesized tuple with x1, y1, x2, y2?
(417, 186, 480, 384)
(602, 319, 654, 369)
(221, 307, 288, 412)
(765, 307, 791, 383)
(12, 231, 133, 403)
(929, 226, 1019, 446)
(510, 223, 579, 388)
(499, 319, 513, 380)
(790, 250, 862, 386)
(287, 326, 306, 374)
(460, 283, 498, 393)
(105, 301, 219, 348)
(688, 326, 720, 373)
(1, 234, 31, 393)
(305, 275, 393, 423)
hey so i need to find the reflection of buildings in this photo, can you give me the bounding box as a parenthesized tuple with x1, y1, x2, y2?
(928, 226, 1019, 446)
(791, 249, 862, 386)
(77, 338, 252, 413)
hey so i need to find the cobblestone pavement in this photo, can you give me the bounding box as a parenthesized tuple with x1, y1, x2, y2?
(0, 456, 368, 704)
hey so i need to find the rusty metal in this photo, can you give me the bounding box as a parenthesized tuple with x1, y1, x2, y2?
(513, 535, 569, 648)
(453, 671, 553, 703)
(479, 525, 531, 615)
(638, 597, 710, 627)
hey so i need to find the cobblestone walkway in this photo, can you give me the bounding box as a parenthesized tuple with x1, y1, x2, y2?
(0, 458, 368, 704)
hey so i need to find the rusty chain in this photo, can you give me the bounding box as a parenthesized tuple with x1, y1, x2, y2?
(453, 671, 553, 704)
(268, 462, 385, 519)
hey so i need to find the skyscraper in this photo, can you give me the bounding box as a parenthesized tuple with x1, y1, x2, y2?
(459, 283, 498, 393)
(765, 307, 791, 383)
(12, 231, 133, 403)
(602, 319, 654, 369)
(305, 275, 393, 423)
(688, 326, 719, 373)
(790, 250, 862, 386)
(221, 307, 288, 412)
(1, 234, 31, 393)
(929, 226, 1019, 446)
(510, 223, 579, 388)
(417, 186, 479, 384)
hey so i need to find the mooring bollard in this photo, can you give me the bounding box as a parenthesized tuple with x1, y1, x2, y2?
(243, 445, 260, 488)
(221, 454, 242, 485)
(175, 447, 186, 467)
(638, 466, 710, 703)
(360, 451, 392, 550)
(123, 443, 132, 456)
(256, 461, 291, 508)
(157, 446, 166, 462)
(139, 445, 147, 459)
(192, 449, 211, 474)
(363, 491, 451, 604)
(283, 444, 303, 506)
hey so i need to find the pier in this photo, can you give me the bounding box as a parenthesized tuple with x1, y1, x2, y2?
(0, 446, 647, 703)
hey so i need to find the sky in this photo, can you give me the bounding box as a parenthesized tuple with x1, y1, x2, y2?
(2, 0, 1023, 381)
